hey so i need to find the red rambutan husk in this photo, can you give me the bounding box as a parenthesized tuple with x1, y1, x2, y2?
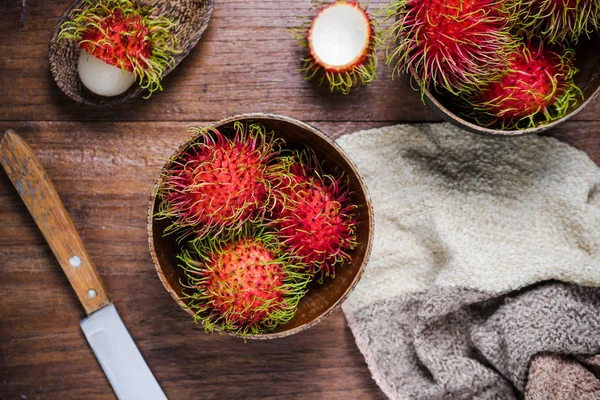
(291, 0, 378, 95)
(467, 41, 582, 129)
(157, 122, 285, 240)
(268, 150, 358, 279)
(179, 227, 311, 336)
(58, 0, 178, 95)
(385, 0, 519, 95)
(517, 0, 600, 44)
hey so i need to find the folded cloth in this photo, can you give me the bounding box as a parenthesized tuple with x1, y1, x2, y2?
(337, 123, 600, 400)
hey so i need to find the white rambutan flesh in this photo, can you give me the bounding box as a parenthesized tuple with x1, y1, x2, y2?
(78, 50, 135, 97)
(308, 2, 371, 71)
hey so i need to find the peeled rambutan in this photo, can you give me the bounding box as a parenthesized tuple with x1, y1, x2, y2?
(468, 41, 582, 129)
(385, 0, 518, 94)
(157, 122, 284, 239)
(59, 0, 178, 97)
(269, 150, 358, 279)
(291, 1, 377, 95)
(517, 0, 600, 43)
(179, 228, 311, 336)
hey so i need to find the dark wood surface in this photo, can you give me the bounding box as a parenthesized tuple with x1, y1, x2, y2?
(1, 1, 599, 399)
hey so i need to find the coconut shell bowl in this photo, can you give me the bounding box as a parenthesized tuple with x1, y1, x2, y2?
(49, 0, 214, 106)
(147, 113, 374, 339)
(419, 34, 600, 136)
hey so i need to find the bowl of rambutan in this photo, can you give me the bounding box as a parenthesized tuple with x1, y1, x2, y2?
(147, 114, 373, 339)
(385, 0, 600, 135)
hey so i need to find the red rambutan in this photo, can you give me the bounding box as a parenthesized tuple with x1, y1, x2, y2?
(269, 150, 358, 279)
(179, 228, 311, 336)
(385, 0, 518, 94)
(291, 1, 377, 95)
(517, 0, 600, 43)
(468, 41, 582, 129)
(157, 122, 285, 239)
(59, 0, 178, 97)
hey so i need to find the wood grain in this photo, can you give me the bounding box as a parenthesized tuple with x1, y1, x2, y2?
(1, 0, 600, 399)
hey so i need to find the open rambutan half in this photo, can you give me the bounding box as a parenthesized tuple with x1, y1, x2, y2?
(291, 1, 377, 95)
(58, 0, 178, 97)
(517, 0, 600, 43)
(467, 41, 582, 129)
(384, 0, 518, 95)
(156, 122, 285, 240)
(179, 227, 311, 336)
(268, 150, 358, 279)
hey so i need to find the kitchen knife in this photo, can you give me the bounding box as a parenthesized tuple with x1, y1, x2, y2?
(0, 130, 167, 400)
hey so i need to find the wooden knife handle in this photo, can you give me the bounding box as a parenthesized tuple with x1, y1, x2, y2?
(0, 130, 110, 315)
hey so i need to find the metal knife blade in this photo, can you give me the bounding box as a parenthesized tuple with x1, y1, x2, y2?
(81, 304, 167, 400)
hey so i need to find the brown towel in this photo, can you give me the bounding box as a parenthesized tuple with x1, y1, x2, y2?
(337, 123, 600, 399)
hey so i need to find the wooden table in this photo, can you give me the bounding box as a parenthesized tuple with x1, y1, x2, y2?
(1, 1, 599, 399)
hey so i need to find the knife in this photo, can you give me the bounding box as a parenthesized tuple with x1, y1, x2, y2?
(0, 130, 167, 400)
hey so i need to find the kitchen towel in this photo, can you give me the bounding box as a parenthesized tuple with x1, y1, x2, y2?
(337, 123, 600, 399)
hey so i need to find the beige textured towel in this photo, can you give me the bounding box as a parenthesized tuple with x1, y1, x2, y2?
(337, 123, 600, 399)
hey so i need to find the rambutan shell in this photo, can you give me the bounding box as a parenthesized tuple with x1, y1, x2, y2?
(468, 41, 582, 129)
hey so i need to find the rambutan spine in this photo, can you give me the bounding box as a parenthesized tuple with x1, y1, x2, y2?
(466, 41, 582, 129)
(290, 0, 378, 95)
(179, 226, 312, 336)
(268, 149, 358, 280)
(384, 0, 519, 95)
(58, 0, 179, 97)
(155, 122, 287, 240)
(516, 0, 600, 44)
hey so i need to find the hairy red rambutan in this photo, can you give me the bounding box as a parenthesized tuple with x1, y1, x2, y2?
(59, 0, 178, 96)
(468, 41, 582, 129)
(179, 228, 311, 336)
(269, 150, 358, 279)
(157, 122, 285, 239)
(385, 0, 518, 94)
(291, 0, 377, 95)
(517, 0, 600, 43)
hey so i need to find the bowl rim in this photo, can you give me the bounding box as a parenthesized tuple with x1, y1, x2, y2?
(146, 113, 374, 339)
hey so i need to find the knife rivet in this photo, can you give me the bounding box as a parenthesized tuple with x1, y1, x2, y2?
(87, 289, 97, 299)
(69, 255, 81, 268)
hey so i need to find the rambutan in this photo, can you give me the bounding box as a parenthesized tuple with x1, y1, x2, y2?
(269, 150, 358, 279)
(291, 1, 377, 95)
(385, 0, 518, 95)
(467, 41, 582, 129)
(517, 0, 600, 43)
(179, 228, 311, 336)
(157, 122, 285, 239)
(59, 0, 178, 97)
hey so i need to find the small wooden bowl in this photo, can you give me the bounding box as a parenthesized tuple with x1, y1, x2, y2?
(417, 34, 600, 136)
(49, 0, 214, 106)
(147, 113, 374, 339)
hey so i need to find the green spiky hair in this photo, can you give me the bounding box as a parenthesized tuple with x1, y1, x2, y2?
(290, 1, 378, 95)
(58, 0, 179, 97)
(383, 0, 519, 95)
(466, 41, 582, 130)
(179, 226, 312, 337)
(155, 122, 288, 241)
(517, 0, 600, 44)
(267, 149, 358, 281)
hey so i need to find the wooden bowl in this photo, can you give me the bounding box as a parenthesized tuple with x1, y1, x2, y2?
(147, 113, 374, 339)
(48, 0, 214, 106)
(417, 34, 600, 136)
